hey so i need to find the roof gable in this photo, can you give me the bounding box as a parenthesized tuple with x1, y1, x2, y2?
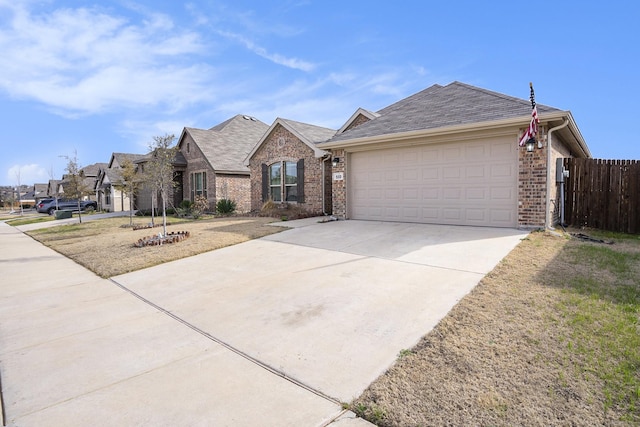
(325, 81, 561, 143)
(245, 118, 335, 164)
(109, 152, 146, 169)
(336, 108, 380, 134)
(180, 115, 269, 173)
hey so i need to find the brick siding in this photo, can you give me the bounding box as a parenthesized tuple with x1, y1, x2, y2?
(343, 114, 371, 132)
(330, 148, 346, 218)
(216, 174, 251, 213)
(249, 124, 330, 214)
(180, 133, 250, 212)
(517, 126, 548, 228)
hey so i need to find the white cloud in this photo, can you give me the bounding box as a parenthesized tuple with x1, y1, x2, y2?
(217, 30, 316, 72)
(120, 119, 189, 152)
(0, 3, 214, 116)
(7, 164, 49, 186)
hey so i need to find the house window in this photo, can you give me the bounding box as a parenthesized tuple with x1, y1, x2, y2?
(105, 187, 111, 205)
(269, 161, 298, 202)
(190, 172, 207, 200)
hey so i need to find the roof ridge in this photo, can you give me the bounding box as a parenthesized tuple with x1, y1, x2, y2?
(446, 81, 558, 111)
(279, 117, 335, 131)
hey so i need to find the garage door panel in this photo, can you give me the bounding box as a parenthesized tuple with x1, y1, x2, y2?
(443, 208, 462, 221)
(491, 163, 513, 177)
(466, 187, 487, 200)
(403, 188, 419, 200)
(422, 168, 439, 180)
(349, 138, 517, 227)
(466, 145, 487, 159)
(492, 209, 514, 223)
(443, 188, 462, 200)
(443, 147, 462, 161)
(491, 187, 514, 200)
(465, 165, 486, 179)
(422, 188, 440, 200)
(443, 168, 462, 180)
(466, 209, 487, 222)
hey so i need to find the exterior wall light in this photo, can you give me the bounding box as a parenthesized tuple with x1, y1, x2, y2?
(332, 157, 340, 167)
(525, 138, 536, 152)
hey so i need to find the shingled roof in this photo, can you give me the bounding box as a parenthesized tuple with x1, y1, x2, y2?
(244, 118, 335, 164)
(181, 115, 269, 173)
(110, 152, 147, 168)
(278, 118, 337, 144)
(325, 81, 561, 143)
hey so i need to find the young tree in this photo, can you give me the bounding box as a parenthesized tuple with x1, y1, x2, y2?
(11, 167, 24, 216)
(145, 134, 177, 237)
(113, 159, 140, 227)
(62, 151, 92, 223)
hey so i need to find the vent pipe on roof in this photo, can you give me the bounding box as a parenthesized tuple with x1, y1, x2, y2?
(545, 118, 569, 230)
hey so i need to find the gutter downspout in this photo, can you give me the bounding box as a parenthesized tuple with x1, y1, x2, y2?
(545, 118, 569, 230)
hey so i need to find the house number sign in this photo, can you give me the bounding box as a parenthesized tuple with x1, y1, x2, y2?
(333, 172, 344, 181)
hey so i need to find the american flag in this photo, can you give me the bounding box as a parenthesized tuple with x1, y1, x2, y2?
(519, 83, 539, 146)
(518, 105, 539, 146)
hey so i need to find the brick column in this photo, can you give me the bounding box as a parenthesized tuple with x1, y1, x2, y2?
(518, 129, 547, 228)
(330, 149, 347, 218)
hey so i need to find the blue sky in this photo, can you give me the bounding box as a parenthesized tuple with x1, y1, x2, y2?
(1, 0, 638, 186)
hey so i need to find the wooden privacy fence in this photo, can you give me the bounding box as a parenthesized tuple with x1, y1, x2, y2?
(563, 158, 640, 234)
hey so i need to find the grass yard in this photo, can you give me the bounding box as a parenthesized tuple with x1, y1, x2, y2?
(5, 216, 55, 227)
(353, 229, 640, 426)
(26, 215, 282, 278)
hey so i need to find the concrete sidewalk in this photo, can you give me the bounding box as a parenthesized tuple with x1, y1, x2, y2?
(0, 222, 369, 426)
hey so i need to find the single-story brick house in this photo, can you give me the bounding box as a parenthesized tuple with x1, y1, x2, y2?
(245, 117, 336, 214)
(248, 81, 591, 229)
(59, 162, 103, 202)
(320, 81, 591, 228)
(133, 149, 188, 212)
(95, 153, 146, 212)
(175, 114, 269, 212)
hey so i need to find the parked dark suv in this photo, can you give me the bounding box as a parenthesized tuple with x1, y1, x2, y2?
(36, 198, 98, 215)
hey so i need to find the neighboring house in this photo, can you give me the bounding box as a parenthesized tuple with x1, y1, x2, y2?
(33, 183, 49, 203)
(318, 81, 590, 229)
(47, 179, 62, 198)
(95, 153, 146, 212)
(176, 114, 269, 213)
(133, 149, 188, 212)
(245, 118, 336, 214)
(59, 163, 105, 201)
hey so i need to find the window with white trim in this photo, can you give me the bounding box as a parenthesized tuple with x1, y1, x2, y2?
(269, 161, 298, 202)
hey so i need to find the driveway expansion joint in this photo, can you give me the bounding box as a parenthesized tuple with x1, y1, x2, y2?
(107, 278, 342, 407)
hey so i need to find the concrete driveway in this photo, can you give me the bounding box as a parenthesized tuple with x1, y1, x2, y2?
(0, 219, 527, 426)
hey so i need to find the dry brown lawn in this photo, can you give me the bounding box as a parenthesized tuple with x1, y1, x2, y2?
(353, 230, 640, 426)
(27, 216, 283, 277)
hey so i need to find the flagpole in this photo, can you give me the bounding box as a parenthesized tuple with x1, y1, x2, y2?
(529, 82, 536, 109)
(519, 83, 540, 148)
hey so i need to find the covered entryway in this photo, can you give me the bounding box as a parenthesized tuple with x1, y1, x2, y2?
(348, 136, 518, 227)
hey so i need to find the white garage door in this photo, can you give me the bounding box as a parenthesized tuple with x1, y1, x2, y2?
(348, 137, 517, 227)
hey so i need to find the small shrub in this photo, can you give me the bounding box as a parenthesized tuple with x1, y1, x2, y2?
(175, 200, 192, 218)
(191, 195, 209, 219)
(258, 200, 318, 220)
(216, 198, 236, 215)
(261, 199, 277, 212)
